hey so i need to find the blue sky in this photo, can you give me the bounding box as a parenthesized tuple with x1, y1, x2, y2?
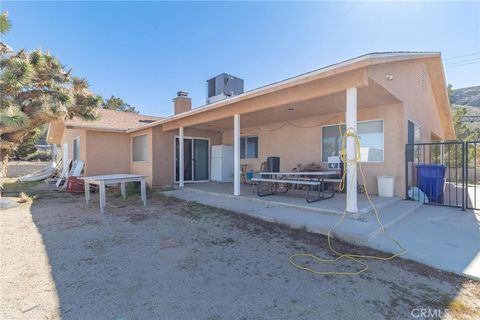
(2, 1, 480, 116)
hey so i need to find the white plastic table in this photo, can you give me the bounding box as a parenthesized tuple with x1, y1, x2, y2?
(81, 174, 147, 214)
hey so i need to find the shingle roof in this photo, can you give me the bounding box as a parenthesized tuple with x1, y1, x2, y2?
(65, 109, 162, 131)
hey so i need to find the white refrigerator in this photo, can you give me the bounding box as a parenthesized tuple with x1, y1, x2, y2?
(211, 145, 234, 182)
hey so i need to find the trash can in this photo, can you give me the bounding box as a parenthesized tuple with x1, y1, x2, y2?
(66, 177, 85, 193)
(416, 164, 446, 204)
(377, 176, 395, 197)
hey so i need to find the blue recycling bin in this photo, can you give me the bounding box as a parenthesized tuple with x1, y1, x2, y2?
(416, 164, 447, 204)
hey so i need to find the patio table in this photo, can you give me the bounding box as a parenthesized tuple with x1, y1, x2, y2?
(253, 171, 341, 202)
(81, 174, 147, 214)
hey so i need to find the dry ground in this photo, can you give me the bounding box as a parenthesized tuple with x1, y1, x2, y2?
(1, 189, 479, 320)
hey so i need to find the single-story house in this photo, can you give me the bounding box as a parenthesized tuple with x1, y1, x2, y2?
(47, 52, 455, 208)
(47, 109, 161, 176)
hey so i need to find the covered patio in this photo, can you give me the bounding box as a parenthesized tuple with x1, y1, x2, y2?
(163, 61, 404, 215)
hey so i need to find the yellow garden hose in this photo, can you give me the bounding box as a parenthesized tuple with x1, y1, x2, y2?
(289, 128, 407, 275)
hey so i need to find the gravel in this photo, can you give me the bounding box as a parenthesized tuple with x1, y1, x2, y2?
(1, 191, 479, 320)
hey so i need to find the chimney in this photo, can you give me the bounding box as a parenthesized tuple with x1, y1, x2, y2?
(173, 91, 192, 115)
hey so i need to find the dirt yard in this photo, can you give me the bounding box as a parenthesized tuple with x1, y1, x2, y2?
(1, 190, 479, 320)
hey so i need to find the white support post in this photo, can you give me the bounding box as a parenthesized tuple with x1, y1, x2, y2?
(179, 127, 184, 188)
(120, 182, 126, 200)
(346, 87, 358, 213)
(63, 143, 68, 170)
(233, 114, 241, 196)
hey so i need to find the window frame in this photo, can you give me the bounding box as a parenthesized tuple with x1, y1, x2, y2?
(411, 120, 421, 159)
(73, 137, 80, 161)
(132, 134, 148, 162)
(173, 135, 211, 183)
(321, 119, 385, 163)
(240, 135, 258, 159)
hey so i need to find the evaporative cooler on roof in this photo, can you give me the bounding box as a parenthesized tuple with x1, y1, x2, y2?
(206, 73, 244, 104)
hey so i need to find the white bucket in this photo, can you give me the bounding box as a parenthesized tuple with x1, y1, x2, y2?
(377, 176, 395, 197)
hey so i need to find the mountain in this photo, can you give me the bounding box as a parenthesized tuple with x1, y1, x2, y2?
(450, 86, 480, 107)
(450, 86, 480, 134)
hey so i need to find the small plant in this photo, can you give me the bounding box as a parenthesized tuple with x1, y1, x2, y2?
(18, 192, 33, 203)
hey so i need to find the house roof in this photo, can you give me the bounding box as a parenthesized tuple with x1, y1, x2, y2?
(126, 51, 450, 133)
(46, 109, 162, 144)
(48, 51, 454, 142)
(64, 109, 162, 131)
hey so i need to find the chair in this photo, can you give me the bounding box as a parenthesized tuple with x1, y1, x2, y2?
(241, 164, 249, 184)
(327, 156, 343, 192)
(260, 161, 267, 172)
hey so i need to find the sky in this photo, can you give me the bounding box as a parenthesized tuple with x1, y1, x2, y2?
(2, 1, 480, 117)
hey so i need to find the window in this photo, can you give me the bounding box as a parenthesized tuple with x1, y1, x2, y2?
(358, 120, 384, 162)
(73, 137, 80, 161)
(321, 125, 346, 162)
(132, 134, 147, 161)
(414, 124, 421, 143)
(322, 120, 384, 162)
(240, 136, 258, 159)
(407, 120, 421, 161)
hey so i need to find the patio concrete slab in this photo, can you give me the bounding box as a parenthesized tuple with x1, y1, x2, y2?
(165, 188, 480, 279)
(166, 188, 420, 243)
(184, 182, 399, 217)
(368, 206, 480, 280)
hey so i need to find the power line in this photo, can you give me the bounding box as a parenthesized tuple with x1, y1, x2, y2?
(445, 60, 480, 68)
(443, 52, 480, 60)
(444, 57, 480, 66)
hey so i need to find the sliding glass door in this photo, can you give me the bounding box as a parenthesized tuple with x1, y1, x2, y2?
(175, 137, 209, 182)
(193, 139, 209, 181)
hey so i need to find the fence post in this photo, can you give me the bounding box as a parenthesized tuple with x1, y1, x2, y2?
(405, 144, 409, 200)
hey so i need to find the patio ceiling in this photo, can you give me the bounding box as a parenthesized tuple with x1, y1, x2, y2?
(190, 78, 400, 131)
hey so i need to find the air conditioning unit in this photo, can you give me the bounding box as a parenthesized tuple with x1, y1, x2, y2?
(206, 73, 244, 104)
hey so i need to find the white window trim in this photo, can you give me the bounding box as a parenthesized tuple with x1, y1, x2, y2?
(240, 135, 259, 159)
(73, 136, 80, 161)
(132, 134, 148, 162)
(320, 118, 385, 163)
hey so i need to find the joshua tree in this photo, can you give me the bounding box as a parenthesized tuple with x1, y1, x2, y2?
(0, 12, 102, 179)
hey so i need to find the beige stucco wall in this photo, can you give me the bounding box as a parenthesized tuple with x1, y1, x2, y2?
(151, 127, 222, 187)
(61, 129, 131, 176)
(221, 104, 405, 196)
(368, 60, 446, 143)
(61, 128, 87, 172)
(85, 131, 130, 176)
